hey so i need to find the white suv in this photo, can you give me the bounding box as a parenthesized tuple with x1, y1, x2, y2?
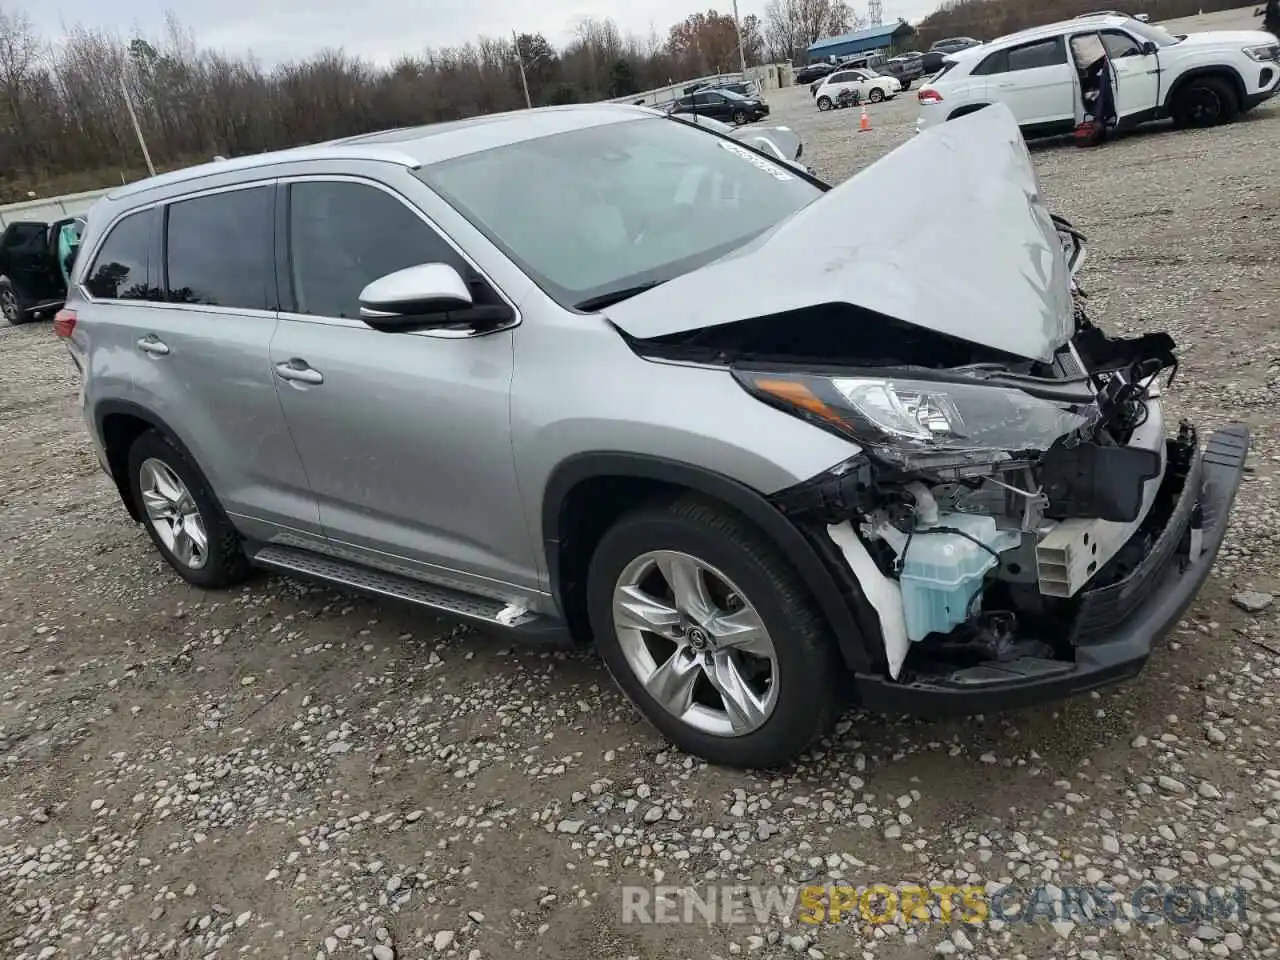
(916, 15, 1280, 136)
(813, 68, 901, 110)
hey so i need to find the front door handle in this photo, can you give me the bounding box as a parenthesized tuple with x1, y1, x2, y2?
(275, 360, 324, 385)
(137, 336, 169, 356)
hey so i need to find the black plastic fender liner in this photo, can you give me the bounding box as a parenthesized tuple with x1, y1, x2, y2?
(541, 453, 884, 672)
(94, 399, 215, 524)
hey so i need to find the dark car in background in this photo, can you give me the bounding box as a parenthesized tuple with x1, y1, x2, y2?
(667, 88, 770, 124)
(0, 216, 85, 325)
(929, 36, 983, 54)
(878, 54, 925, 90)
(794, 61, 837, 84)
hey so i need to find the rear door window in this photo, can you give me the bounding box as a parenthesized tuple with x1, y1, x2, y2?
(84, 207, 158, 301)
(1007, 37, 1068, 71)
(164, 185, 274, 310)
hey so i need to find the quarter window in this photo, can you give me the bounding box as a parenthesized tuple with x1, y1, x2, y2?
(286, 180, 467, 320)
(164, 186, 273, 309)
(84, 207, 157, 301)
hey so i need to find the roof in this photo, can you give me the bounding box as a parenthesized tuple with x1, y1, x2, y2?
(808, 20, 914, 54)
(990, 14, 1129, 46)
(106, 104, 656, 203)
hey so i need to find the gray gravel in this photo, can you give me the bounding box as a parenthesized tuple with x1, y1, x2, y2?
(3, 28, 1280, 960)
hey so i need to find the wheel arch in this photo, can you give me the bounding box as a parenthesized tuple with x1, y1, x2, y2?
(1164, 66, 1246, 113)
(947, 102, 990, 121)
(541, 452, 880, 671)
(94, 399, 215, 524)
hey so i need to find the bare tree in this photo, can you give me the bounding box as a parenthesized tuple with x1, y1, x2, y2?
(763, 0, 856, 62)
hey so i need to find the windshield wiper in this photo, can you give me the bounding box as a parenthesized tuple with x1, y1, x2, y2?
(574, 280, 663, 311)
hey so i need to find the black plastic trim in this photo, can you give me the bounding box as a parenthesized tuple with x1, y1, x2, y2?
(1164, 66, 1248, 113)
(852, 424, 1250, 716)
(93, 399, 216, 524)
(541, 453, 879, 671)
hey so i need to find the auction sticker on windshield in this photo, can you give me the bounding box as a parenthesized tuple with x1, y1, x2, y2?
(718, 140, 793, 180)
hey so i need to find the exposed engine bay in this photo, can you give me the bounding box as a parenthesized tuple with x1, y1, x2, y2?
(623, 217, 1206, 685)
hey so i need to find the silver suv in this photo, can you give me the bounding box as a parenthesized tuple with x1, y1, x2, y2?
(58, 103, 1248, 769)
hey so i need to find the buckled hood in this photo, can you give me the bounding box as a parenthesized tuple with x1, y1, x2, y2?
(603, 104, 1074, 363)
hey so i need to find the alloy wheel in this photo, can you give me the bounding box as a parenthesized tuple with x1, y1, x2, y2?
(139, 457, 209, 570)
(612, 550, 779, 737)
(1, 288, 19, 322)
(1188, 88, 1221, 124)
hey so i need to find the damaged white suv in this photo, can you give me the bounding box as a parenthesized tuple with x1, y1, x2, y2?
(65, 102, 1247, 770)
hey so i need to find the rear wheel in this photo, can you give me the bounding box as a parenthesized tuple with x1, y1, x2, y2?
(126, 430, 251, 589)
(869, 87, 885, 103)
(1, 279, 28, 325)
(1171, 76, 1238, 128)
(586, 496, 844, 769)
(817, 96, 833, 111)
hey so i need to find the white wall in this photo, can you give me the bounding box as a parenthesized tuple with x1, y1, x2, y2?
(0, 187, 110, 228)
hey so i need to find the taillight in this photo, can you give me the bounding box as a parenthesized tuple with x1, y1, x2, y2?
(53, 307, 77, 338)
(918, 88, 944, 105)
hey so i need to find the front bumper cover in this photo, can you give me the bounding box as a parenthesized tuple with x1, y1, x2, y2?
(850, 424, 1250, 716)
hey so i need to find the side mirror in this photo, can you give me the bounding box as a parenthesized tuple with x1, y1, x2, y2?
(358, 263, 473, 331)
(1141, 41, 1158, 55)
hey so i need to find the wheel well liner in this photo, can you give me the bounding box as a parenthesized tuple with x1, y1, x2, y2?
(541, 453, 880, 671)
(948, 103, 990, 121)
(1164, 66, 1246, 111)
(94, 400, 213, 524)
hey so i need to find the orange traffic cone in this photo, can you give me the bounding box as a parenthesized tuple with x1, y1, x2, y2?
(858, 105, 871, 133)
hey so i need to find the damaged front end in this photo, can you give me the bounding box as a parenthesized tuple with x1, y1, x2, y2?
(744, 258, 1249, 709)
(624, 213, 1248, 712)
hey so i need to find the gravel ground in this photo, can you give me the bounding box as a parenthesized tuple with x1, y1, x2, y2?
(3, 28, 1280, 960)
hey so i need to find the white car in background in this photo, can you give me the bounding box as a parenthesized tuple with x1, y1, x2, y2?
(813, 68, 901, 110)
(915, 15, 1280, 137)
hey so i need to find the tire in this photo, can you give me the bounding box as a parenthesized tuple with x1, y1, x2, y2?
(1, 279, 29, 325)
(869, 87, 885, 103)
(732, 109, 748, 125)
(125, 429, 251, 589)
(817, 96, 832, 111)
(586, 496, 844, 769)
(900, 80, 912, 91)
(1171, 76, 1239, 128)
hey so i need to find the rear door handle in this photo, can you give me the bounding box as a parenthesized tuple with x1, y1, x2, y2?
(136, 336, 169, 356)
(275, 360, 324, 385)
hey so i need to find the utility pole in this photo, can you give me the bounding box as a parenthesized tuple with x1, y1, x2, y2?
(731, 0, 748, 77)
(119, 71, 156, 178)
(513, 30, 532, 109)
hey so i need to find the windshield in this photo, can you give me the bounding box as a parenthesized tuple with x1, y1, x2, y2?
(1126, 19, 1181, 45)
(419, 116, 821, 310)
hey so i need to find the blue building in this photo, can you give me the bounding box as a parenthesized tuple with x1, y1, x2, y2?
(805, 20, 916, 64)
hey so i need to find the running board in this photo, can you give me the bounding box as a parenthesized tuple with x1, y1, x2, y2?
(249, 544, 572, 645)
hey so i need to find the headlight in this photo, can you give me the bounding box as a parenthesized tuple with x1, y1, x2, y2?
(734, 369, 1088, 468)
(1243, 44, 1279, 61)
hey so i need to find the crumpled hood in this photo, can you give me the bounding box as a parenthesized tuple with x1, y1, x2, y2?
(603, 103, 1074, 363)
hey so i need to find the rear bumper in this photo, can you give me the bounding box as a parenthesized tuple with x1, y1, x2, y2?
(851, 424, 1250, 716)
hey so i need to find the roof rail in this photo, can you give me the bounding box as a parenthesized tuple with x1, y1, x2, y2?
(105, 144, 422, 202)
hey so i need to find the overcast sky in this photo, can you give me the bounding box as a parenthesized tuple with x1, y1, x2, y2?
(15, 0, 940, 66)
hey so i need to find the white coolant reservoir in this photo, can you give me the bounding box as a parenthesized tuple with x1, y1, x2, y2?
(898, 513, 1020, 643)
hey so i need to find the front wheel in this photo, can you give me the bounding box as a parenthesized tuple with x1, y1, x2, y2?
(586, 497, 844, 769)
(869, 87, 885, 103)
(1171, 76, 1239, 128)
(126, 430, 252, 589)
(1, 279, 28, 325)
(817, 96, 833, 111)
(732, 109, 748, 125)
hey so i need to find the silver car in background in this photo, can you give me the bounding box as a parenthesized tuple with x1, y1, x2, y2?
(58, 104, 1247, 769)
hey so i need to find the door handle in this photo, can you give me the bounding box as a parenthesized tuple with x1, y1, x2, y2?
(136, 336, 169, 356)
(274, 360, 324, 385)
(996, 82, 1015, 88)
